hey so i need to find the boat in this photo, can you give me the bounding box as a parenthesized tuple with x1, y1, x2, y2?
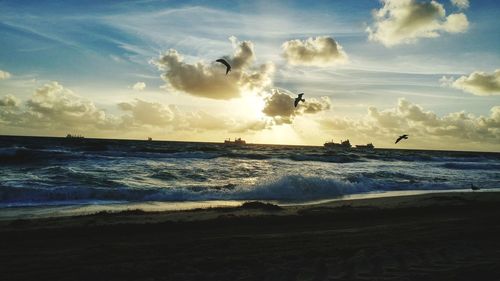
(355, 143, 375, 150)
(224, 138, 246, 145)
(147, 137, 153, 141)
(324, 139, 351, 150)
(66, 134, 84, 139)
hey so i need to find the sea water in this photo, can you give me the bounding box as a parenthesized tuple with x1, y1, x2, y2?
(1, 136, 499, 217)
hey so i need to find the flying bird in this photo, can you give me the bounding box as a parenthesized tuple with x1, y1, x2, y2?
(294, 93, 305, 107)
(216, 59, 231, 75)
(395, 134, 409, 144)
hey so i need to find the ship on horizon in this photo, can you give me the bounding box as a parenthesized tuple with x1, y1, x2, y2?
(355, 143, 375, 150)
(324, 139, 375, 150)
(324, 139, 352, 150)
(66, 134, 84, 139)
(224, 138, 246, 146)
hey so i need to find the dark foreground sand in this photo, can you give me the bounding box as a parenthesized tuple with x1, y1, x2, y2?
(1, 191, 500, 281)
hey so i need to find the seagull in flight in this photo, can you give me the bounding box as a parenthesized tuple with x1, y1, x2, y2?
(216, 59, 231, 75)
(294, 93, 305, 107)
(395, 134, 409, 144)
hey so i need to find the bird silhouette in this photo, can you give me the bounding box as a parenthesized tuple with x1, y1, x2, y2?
(294, 93, 305, 107)
(395, 134, 408, 144)
(216, 59, 231, 75)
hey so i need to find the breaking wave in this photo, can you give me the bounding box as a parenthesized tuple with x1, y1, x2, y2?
(0, 174, 460, 207)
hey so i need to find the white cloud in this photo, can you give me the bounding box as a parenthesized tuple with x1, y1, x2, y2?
(451, 0, 469, 10)
(132, 82, 146, 91)
(366, 0, 469, 47)
(153, 37, 274, 100)
(0, 95, 19, 107)
(118, 99, 174, 127)
(282, 36, 348, 66)
(439, 75, 455, 87)
(0, 82, 116, 130)
(449, 70, 500, 96)
(0, 70, 11, 80)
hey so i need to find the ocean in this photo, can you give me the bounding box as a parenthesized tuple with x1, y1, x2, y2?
(1, 136, 499, 217)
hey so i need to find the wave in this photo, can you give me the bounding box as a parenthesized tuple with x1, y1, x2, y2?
(0, 147, 82, 164)
(0, 174, 462, 206)
(440, 162, 500, 170)
(91, 150, 219, 160)
(221, 152, 271, 160)
(289, 153, 363, 163)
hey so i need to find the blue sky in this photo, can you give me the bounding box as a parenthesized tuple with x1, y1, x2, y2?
(0, 0, 499, 150)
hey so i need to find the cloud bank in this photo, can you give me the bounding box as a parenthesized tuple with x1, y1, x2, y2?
(282, 36, 348, 66)
(153, 37, 274, 100)
(320, 98, 500, 148)
(0, 82, 273, 135)
(366, 0, 469, 47)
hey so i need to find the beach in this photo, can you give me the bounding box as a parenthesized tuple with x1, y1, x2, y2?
(2, 191, 500, 281)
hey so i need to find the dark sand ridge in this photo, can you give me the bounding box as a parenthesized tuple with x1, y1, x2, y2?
(1, 191, 500, 280)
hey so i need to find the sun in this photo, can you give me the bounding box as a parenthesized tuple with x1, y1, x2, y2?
(231, 91, 267, 119)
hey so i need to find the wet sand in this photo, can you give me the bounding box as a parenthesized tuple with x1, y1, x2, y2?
(1, 191, 500, 280)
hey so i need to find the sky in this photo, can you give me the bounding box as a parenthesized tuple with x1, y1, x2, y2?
(0, 0, 499, 151)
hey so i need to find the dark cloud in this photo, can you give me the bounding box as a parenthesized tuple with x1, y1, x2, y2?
(262, 89, 331, 124)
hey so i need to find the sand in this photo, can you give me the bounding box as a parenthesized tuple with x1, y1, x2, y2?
(1, 191, 500, 280)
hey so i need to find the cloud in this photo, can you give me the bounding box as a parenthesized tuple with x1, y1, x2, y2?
(132, 82, 146, 91)
(0, 95, 19, 107)
(319, 98, 500, 147)
(229, 119, 272, 133)
(439, 75, 455, 87)
(318, 118, 351, 131)
(116, 99, 272, 133)
(18, 82, 114, 129)
(0, 70, 11, 80)
(0, 82, 119, 132)
(366, 0, 469, 47)
(153, 37, 274, 100)
(0, 81, 276, 138)
(451, 0, 469, 10)
(282, 36, 348, 66)
(445, 70, 500, 96)
(118, 99, 174, 127)
(262, 89, 331, 124)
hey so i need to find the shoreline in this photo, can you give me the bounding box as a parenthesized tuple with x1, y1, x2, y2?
(2, 189, 498, 221)
(2, 191, 500, 280)
(2, 190, 500, 229)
